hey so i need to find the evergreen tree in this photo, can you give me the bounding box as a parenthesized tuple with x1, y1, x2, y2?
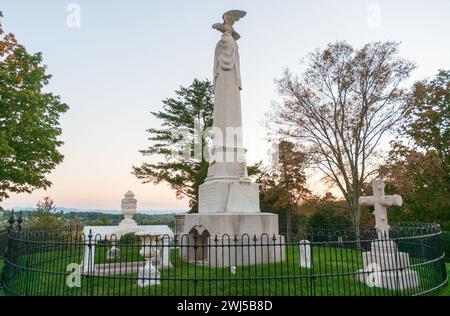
(133, 79, 214, 213)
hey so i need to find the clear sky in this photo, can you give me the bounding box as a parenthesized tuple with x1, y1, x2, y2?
(1, 0, 449, 211)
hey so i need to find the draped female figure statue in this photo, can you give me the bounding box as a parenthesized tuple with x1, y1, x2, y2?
(211, 10, 246, 144)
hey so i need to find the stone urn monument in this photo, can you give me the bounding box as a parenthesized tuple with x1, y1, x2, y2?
(118, 191, 138, 230)
(182, 10, 284, 266)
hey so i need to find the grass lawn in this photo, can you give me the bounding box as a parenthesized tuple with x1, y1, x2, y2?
(1, 244, 447, 296)
(439, 263, 450, 296)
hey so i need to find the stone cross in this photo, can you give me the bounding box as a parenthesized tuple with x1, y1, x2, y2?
(359, 179, 402, 239)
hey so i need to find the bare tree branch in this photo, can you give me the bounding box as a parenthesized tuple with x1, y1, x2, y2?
(269, 41, 415, 224)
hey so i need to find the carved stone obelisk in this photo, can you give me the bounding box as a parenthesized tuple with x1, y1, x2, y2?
(182, 11, 283, 266)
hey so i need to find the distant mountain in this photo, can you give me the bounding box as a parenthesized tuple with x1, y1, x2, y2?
(6, 206, 188, 215)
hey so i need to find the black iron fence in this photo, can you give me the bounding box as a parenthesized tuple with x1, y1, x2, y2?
(0, 229, 7, 294)
(1, 223, 448, 296)
(0, 229, 6, 256)
(442, 231, 450, 262)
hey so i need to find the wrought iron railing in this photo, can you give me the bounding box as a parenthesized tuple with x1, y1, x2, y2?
(1, 223, 448, 296)
(442, 231, 450, 262)
(0, 229, 7, 256)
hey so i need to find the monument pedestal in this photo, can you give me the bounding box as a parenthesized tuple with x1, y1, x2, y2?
(358, 240, 420, 290)
(182, 213, 284, 267)
(137, 258, 161, 287)
(184, 212, 280, 236)
(184, 178, 285, 267)
(118, 218, 139, 231)
(199, 177, 260, 213)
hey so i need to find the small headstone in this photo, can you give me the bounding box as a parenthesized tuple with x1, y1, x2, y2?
(298, 240, 312, 268)
(106, 244, 120, 260)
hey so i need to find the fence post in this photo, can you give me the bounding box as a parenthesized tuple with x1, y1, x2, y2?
(309, 241, 316, 296)
(87, 229, 93, 296)
(7, 210, 15, 233)
(16, 212, 23, 232)
(3, 210, 19, 295)
(193, 231, 198, 296)
(0, 229, 7, 291)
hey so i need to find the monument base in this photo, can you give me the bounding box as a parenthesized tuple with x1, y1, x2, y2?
(118, 219, 139, 232)
(198, 178, 260, 213)
(183, 213, 279, 236)
(358, 240, 420, 290)
(182, 213, 284, 267)
(137, 260, 160, 287)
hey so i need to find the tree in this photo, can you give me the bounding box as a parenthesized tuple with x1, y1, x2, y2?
(0, 12, 69, 201)
(90, 218, 113, 226)
(32, 196, 63, 230)
(133, 79, 214, 213)
(259, 141, 310, 240)
(303, 193, 353, 229)
(36, 196, 56, 212)
(404, 69, 449, 178)
(270, 41, 415, 226)
(379, 70, 450, 224)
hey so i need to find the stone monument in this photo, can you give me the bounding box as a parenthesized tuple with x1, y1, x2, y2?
(183, 10, 284, 266)
(118, 191, 138, 229)
(357, 179, 420, 290)
(81, 191, 174, 276)
(136, 232, 161, 287)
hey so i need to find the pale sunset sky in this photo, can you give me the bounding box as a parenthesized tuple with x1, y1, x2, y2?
(1, 0, 449, 211)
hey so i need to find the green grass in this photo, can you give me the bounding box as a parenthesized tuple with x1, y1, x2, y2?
(1, 245, 448, 296)
(439, 263, 450, 296)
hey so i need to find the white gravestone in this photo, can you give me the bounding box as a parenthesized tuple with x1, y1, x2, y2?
(106, 243, 120, 260)
(357, 179, 420, 290)
(298, 240, 312, 268)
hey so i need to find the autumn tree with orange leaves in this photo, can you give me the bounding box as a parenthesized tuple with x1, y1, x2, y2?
(379, 70, 450, 226)
(259, 141, 311, 240)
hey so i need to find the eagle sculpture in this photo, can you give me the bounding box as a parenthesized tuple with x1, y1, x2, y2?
(212, 10, 247, 41)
